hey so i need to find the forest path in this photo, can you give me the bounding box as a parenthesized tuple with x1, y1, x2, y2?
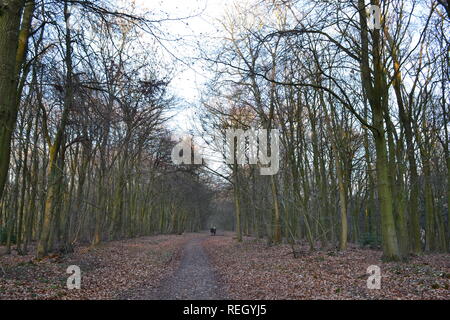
(143, 235, 226, 300)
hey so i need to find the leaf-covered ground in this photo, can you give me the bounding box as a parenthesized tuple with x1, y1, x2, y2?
(2, 233, 449, 300)
(204, 234, 450, 300)
(0, 234, 198, 300)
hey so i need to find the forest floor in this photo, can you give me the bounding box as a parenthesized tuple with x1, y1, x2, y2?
(204, 233, 450, 300)
(1, 232, 449, 300)
(0, 234, 198, 299)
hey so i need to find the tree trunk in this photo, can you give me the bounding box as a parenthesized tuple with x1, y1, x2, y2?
(0, 0, 34, 201)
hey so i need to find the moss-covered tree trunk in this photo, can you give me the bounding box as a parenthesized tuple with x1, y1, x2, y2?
(37, 1, 73, 258)
(358, 0, 401, 260)
(0, 0, 34, 201)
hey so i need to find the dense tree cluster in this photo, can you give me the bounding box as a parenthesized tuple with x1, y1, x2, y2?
(0, 0, 448, 263)
(0, 0, 213, 258)
(199, 0, 449, 261)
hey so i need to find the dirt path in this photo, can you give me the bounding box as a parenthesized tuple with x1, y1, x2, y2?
(141, 235, 226, 300)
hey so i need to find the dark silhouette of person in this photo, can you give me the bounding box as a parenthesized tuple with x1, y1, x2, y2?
(210, 227, 217, 236)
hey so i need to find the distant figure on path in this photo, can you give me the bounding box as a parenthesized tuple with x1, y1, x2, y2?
(210, 227, 217, 236)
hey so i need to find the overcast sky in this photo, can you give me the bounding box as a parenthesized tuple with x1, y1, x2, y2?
(134, 0, 231, 134)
